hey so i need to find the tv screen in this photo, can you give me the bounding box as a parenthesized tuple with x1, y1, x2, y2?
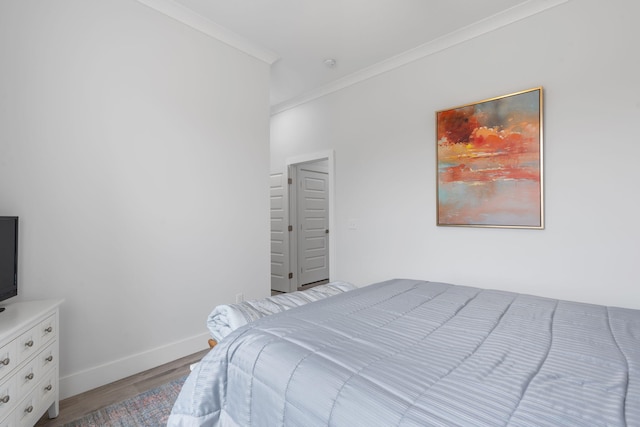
(0, 217, 18, 304)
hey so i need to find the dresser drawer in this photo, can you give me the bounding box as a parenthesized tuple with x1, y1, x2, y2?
(38, 370, 57, 417)
(15, 390, 37, 427)
(0, 376, 16, 423)
(15, 358, 38, 404)
(39, 344, 57, 376)
(39, 316, 56, 347)
(0, 341, 16, 382)
(15, 327, 40, 367)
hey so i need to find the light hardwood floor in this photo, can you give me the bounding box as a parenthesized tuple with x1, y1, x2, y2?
(35, 349, 209, 426)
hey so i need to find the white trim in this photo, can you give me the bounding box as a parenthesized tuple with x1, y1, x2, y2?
(59, 331, 209, 399)
(136, 0, 280, 65)
(271, 0, 569, 114)
(286, 151, 336, 288)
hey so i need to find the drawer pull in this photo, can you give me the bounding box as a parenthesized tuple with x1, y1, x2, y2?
(45, 355, 54, 362)
(44, 384, 53, 392)
(0, 395, 9, 404)
(45, 326, 53, 333)
(25, 373, 34, 381)
(0, 358, 9, 366)
(25, 405, 34, 414)
(24, 340, 34, 348)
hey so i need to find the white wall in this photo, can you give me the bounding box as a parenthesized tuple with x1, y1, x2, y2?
(0, 0, 271, 397)
(271, 0, 640, 309)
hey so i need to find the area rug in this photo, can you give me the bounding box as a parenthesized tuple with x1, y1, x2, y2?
(63, 375, 187, 426)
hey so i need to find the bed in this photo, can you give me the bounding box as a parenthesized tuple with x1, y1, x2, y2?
(168, 279, 639, 426)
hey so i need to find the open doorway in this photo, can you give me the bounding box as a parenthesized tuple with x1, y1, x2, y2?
(270, 151, 335, 293)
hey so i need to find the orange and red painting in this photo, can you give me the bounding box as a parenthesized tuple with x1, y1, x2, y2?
(436, 88, 543, 228)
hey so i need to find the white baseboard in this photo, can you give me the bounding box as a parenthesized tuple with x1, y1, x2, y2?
(59, 332, 210, 399)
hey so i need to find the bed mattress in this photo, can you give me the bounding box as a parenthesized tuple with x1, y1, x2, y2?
(169, 279, 640, 426)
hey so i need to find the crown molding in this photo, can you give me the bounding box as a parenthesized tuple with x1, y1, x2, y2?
(136, 0, 280, 65)
(271, 0, 569, 115)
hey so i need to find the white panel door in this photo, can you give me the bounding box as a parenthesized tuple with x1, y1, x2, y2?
(270, 173, 289, 292)
(297, 168, 329, 286)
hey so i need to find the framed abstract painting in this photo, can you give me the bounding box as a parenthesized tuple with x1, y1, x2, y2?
(436, 87, 544, 229)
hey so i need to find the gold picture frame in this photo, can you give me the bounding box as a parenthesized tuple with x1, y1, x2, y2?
(436, 87, 544, 229)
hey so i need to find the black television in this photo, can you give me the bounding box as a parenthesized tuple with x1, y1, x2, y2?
(0, 217, 18, 311)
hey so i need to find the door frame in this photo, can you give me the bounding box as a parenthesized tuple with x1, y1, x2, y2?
(285, 150, 335, 292)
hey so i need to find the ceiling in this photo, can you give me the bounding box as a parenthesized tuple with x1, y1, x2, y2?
(166, 0, 533, 108)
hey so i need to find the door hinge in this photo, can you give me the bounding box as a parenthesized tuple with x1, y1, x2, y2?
(288, 272, 293, 279)
(287, 178, 292, 185)
(288, 225, 293, 232)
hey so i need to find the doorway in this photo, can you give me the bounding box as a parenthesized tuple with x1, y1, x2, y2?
(270, 151, 335, 293)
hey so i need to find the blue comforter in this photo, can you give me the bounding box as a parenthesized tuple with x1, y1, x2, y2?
(168, 279, 640, 426)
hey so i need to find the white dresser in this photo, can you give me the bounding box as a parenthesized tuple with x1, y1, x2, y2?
(0, 300, 63, 427)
